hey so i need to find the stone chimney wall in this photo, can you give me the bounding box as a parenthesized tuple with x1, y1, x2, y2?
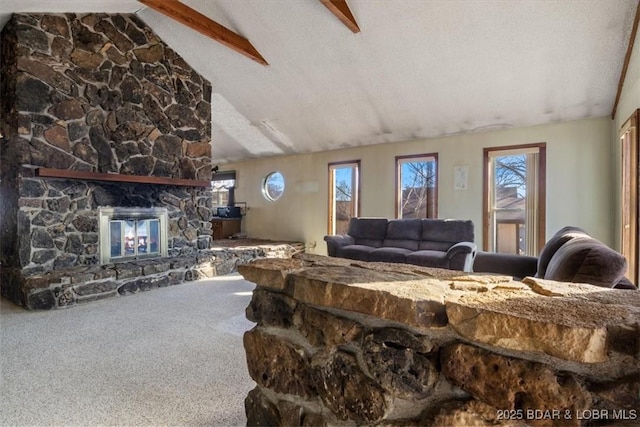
(0, 13, 213, 307)
(240, 255, 640, 426)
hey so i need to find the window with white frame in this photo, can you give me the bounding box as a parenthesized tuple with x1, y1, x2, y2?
(211, 179, 234, 206)
(211, 170, 236, 207)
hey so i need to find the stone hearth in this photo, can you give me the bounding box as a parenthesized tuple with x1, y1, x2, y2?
(239, 254, 639, 426)
(21, 240, 304, 310)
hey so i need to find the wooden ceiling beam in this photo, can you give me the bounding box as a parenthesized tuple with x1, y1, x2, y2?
(320, 0, 360, 33)
(138, 0, 268, 66)
(612, 0, 639, 119)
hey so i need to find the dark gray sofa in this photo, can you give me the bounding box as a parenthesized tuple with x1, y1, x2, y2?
(324, 217, 477, 272)
(473, 226, 636, 289)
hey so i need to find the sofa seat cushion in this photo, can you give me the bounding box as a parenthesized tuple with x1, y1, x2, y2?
(383, 239, 419, 251)
(544, 238, 628, 288)
(418, 241, 454, 251)
(406, 250, 449, 269)
(353, 238, 384, 248)
(338, 245, 378, 261)
(369, 247, 413, 263)
(473, 251, 538, 279)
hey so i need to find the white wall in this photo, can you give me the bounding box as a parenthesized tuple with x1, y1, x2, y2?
(224, 116, 614, 254)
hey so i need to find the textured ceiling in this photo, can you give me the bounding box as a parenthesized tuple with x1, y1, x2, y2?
(0, 0, 638, 164)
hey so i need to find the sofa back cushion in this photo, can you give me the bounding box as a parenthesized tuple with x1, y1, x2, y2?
(418, 219, 474, 251)
(535, 226, 589, 278)
(347, 217, 388, 248)
(382, 219, 422, 250)
(544, 238, 628, 288)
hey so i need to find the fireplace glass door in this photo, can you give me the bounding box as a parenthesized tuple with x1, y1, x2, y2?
(99, 207, 168, 264)
(110, 219, 161, 259)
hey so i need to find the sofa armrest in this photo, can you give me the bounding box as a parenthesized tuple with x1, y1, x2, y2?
(324, 235, 355, 257)
(473, 251, 538, 279)
(446, 242, 477, 272)
(446, 242, 476, 257)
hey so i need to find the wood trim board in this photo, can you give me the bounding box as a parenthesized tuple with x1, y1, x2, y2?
(35, 168, 212, 187)
(612, 0, 640, 119)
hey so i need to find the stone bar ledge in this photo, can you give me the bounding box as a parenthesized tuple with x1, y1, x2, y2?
(239, 254, 640, 365)
(239, 254, 639, 426)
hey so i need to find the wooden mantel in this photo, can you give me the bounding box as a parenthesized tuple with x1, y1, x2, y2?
(35, 168, 212, 187)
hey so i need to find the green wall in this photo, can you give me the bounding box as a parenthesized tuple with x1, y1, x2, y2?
(224, 116, 615, 255)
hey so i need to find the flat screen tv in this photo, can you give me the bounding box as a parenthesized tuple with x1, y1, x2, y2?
(217, 206, 242, 218)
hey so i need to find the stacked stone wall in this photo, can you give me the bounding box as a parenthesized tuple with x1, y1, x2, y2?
(0, 13, 214, 307)
(239, 255, 640, 426)
(19, 242, 303, 310)
(0, 13, 212, 182)
(14, 179, 213, 274)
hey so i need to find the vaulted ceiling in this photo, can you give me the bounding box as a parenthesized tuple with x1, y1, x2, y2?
(0, 0, 638, 164)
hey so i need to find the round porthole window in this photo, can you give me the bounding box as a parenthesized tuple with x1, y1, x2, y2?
(262, 171, 285, 201)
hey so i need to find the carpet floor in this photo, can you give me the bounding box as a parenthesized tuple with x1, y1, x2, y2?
(0, 273, 257, 427)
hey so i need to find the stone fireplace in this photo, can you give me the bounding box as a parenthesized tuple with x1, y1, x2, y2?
(0, 13, 219, 309)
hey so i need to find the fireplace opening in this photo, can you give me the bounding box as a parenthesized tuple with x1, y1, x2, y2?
(99, 207, 168, 264)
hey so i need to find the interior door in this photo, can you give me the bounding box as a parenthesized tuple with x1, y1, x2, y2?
(620, 110, 639, 284)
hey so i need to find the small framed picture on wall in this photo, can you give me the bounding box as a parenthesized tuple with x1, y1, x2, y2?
(454, 165, 468, 190)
